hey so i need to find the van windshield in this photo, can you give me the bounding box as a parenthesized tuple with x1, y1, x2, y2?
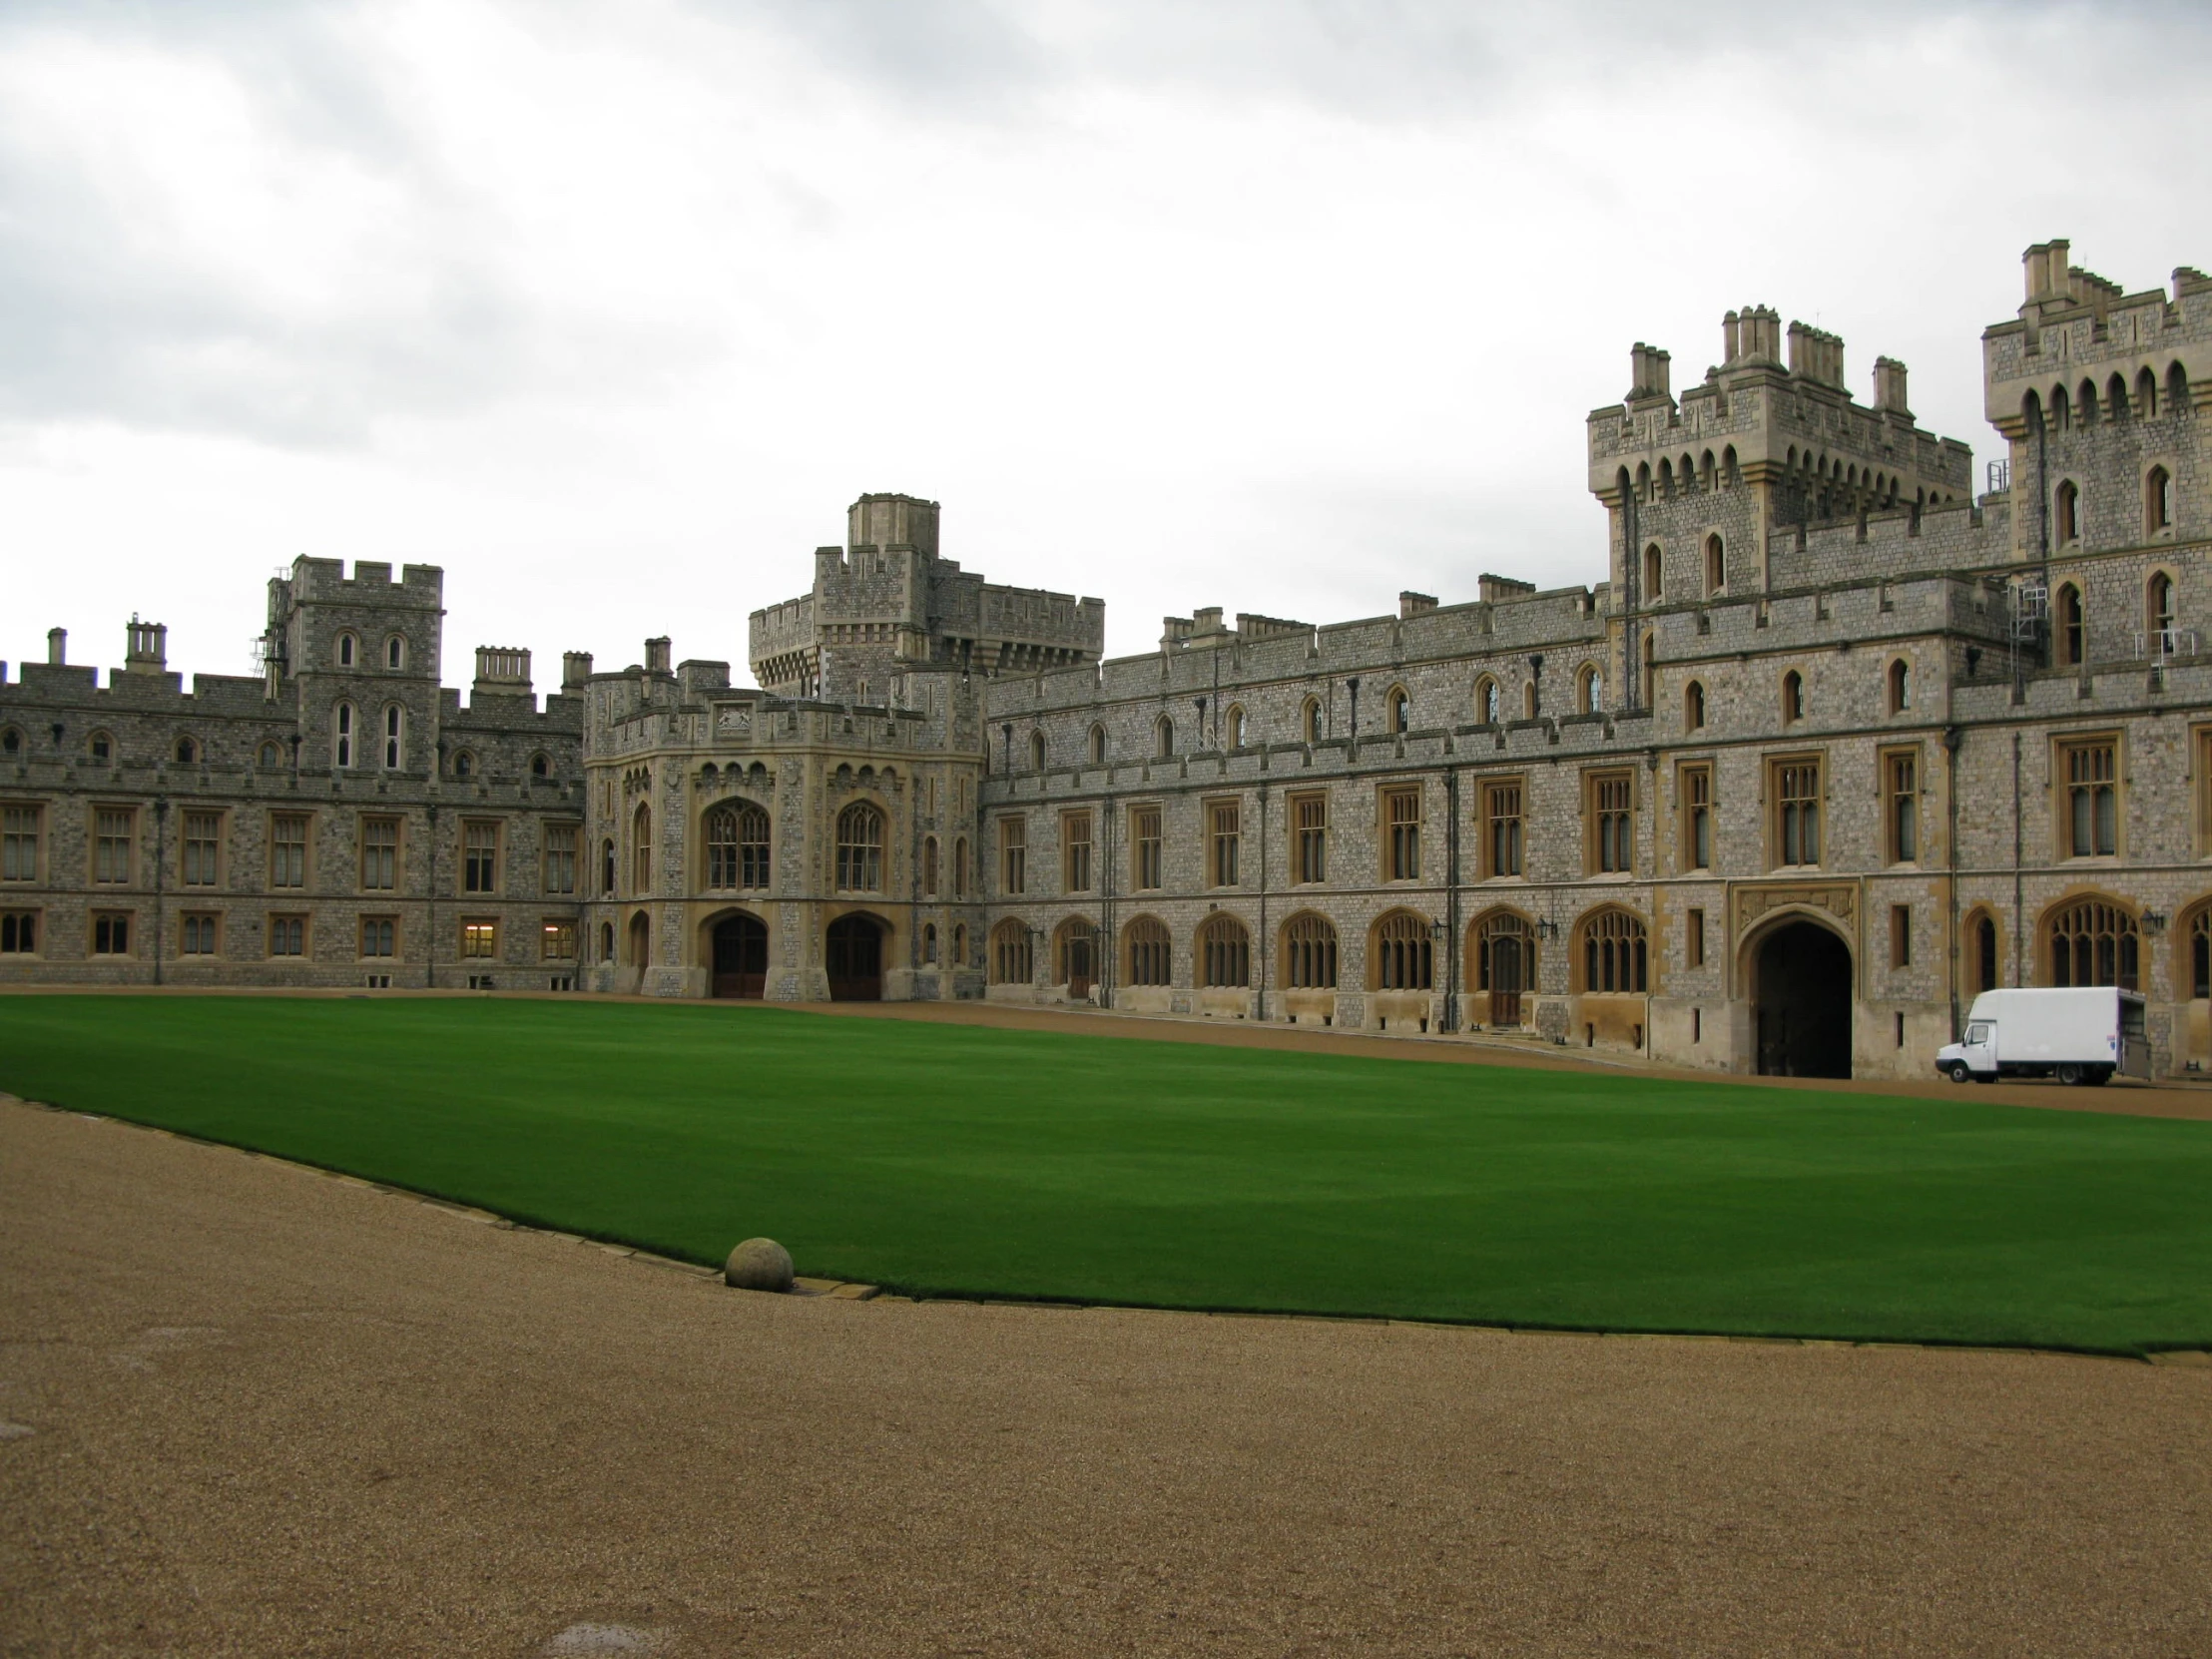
(1964, 1023, 1992, 1044)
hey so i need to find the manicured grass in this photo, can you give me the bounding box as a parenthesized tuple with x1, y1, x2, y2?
(6, 994, 2212, 1353)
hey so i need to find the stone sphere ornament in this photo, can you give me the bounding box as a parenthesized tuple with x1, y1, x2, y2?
(724, 1237, 795, 1293)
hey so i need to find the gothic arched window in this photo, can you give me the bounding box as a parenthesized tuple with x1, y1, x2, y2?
(2045, 896, 2139, 991)
(1196, 913, 1250, 987)
(835, 803, 883, 891)
(1579, 908, 1648, 993)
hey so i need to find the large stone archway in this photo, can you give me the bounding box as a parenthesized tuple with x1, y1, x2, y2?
(1752, 917, 1854, 1078)
(826, 912, 885, 1002)
(708, 912, 768, 999)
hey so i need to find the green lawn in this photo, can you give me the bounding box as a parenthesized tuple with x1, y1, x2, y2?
(6, 994, 2211, 1354)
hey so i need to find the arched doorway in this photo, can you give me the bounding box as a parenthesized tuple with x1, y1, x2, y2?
(826, 913, 884, 1001)
(710, 913, 767, 999)
(1053, 918, 1097, 999)
(1753, 919, 1853, 1078)
(1470, 910, 1535, 1028)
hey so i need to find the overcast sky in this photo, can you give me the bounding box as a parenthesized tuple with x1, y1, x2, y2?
(5, 0, 2210, 689)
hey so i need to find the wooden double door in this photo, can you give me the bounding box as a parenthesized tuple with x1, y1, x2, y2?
(1484, 927, 1530, 1027)
(827, 914, 884, 1002)
(711, 915, 768, 999)
(1065, 929, 1094, 1000)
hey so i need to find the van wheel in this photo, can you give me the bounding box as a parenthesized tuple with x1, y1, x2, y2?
(1944, 1062, 1971, 1084)
(2056, 1062, 2084, 1086)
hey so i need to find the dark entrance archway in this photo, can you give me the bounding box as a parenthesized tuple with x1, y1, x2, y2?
(1754, 919, 1854, 1078)
(711, 914, 768, 999)
(826, 913, 884, 1001)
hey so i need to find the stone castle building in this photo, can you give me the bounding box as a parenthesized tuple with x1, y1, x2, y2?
(0, 559, 589, 991)
(4, 241, 2208, 1081)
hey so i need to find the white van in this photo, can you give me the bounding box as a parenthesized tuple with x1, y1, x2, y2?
(1936, 987, 2150, 1086)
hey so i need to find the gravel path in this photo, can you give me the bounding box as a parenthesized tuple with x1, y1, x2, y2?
(5, 1096, 2211, 1657)
(781, 996, 2212, 1121)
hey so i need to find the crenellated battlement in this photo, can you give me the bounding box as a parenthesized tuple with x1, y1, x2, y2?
(276, 556, 444, 609)
(747, 492, 1104, 698)
(1982, 240, 2212, 443)
(993, 580, 1608, 723)
(1589, 307, 1973, 523)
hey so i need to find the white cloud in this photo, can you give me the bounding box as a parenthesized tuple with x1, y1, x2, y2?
(1, 0, 2207, 683)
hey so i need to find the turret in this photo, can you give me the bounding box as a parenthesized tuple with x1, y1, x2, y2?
(751, 490, 1105, 698)
(846, 493, 939, 559)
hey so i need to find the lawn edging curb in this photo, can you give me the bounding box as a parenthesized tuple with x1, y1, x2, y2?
(10, 1088, 2207, 1371)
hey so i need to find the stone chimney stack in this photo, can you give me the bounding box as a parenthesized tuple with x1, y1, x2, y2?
(1787, 322, 1845, 389)
(1627, 343, 1672, 401)
(644, 637, 673, 675)
(2024, 238, 2072, 302)
(1733, 305, 1782, 363)
(561, 651, 594, 691)
(1873, 356, 1911, 415)
(472, 646, 532, 695)
(1478, 573, 1536, 604)
(123, 617, 167, 675)
(46, 628, 66, 666)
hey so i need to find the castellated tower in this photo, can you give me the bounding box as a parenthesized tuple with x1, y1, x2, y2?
(1586, 311, 1975, 709)
(1981, 240, 2211, 571)
(264, 556, 447, 772)
(748, 493, 1105, 702)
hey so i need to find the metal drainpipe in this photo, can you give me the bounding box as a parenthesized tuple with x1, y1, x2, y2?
(426, 800, 440, 990)
(1099, 780, 1115, 1005)
(1944, 724, 1962, 1036)
(151, 796, 168, 987)
(1256, 780, 1269, 1023)
(1444, 768, 1460, 1033)
(909, 764, 921, 987)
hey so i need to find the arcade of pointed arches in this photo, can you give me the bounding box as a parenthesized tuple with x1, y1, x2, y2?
(976, 901, 1660, 1004)
(661, 884, 2212, 1016)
